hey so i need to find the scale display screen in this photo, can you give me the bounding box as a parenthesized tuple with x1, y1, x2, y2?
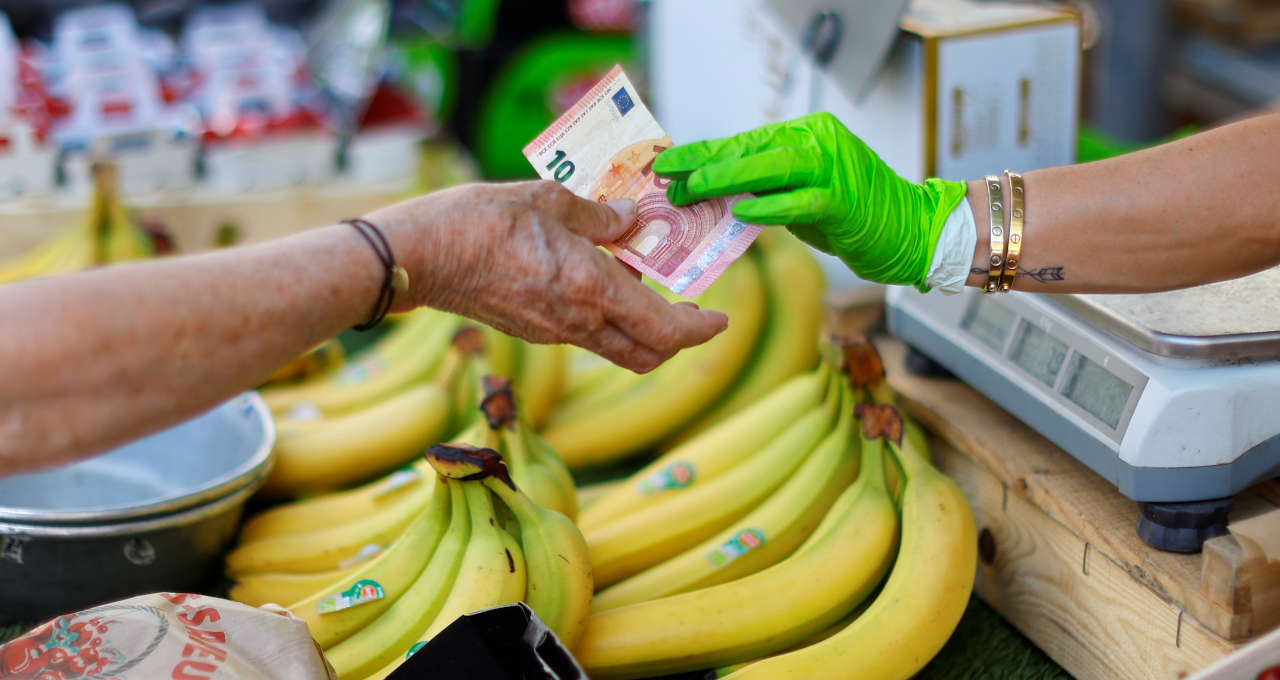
(1009, 322, 1069, 387)
(1061, 354, 1134, 429)
(961, 297, 1017, 351)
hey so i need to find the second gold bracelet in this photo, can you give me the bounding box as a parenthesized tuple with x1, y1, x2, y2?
(1001, 170, 1025, 292)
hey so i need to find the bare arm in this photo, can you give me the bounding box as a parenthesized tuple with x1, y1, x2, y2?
(963, 112, 1280, 292)
(0, 181, 727, 476)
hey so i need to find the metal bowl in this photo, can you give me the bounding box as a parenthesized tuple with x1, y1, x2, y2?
(0, 393, 273, 624)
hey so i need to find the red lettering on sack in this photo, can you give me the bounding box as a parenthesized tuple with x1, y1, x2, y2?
(172, 659, 217, 679)
(178, 607, 222, 627)
(170, 604, 229, 677)
(160, 593, 198, 605)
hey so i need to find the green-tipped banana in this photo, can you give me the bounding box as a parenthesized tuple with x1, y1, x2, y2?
(585, 369, 841, 588)
(593, 381, 858, 610)
(483, 473, 593, 650)
(284, 476, 450, 649)
(324, 478, 471, 679)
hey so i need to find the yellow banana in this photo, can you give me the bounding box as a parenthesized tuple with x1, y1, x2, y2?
(9, 162, 151, 280)
(514, 341, 565, 429)
(261, 308, 460, 416)
(545, 357, 645, 427)
(593, 381, 858, 610)
(285, 476, 451, 649)
(324, 478, 471, 679)
(228, 561, 364, 609)
(483, 472, 593, 650)
(576, 478, 624, 512)
(481, 325, 522, 379)
(574, 404, 900, 679)
(711, 597, 873, 677)
(559, 345, 639, 402)
(0, 223, 90, 284)
(671, 230, 825, 441)
(577, 368, 828, 533)
(541, 255, 767, 469)
(585, 370, 841, 588)
(224, 477, 433, 575)
(261, 381, 453, 497)
(722, 389, 977, 680)
(236, 461, 432, 542)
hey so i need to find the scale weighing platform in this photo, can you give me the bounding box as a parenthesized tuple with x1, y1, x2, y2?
(886, 267, 1280, 552)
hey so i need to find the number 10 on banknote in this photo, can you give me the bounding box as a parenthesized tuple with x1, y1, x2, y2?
(522, 65, 761, 298)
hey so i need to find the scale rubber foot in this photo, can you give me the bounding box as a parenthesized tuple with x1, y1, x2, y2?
(1136, 497, 1233, 553)
(904, 346, 956, 379)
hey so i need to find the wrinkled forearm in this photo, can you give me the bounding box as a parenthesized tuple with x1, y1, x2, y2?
(0, 223, 387, 475)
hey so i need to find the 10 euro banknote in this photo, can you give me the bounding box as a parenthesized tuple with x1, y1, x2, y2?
(522, 65, 761, 298)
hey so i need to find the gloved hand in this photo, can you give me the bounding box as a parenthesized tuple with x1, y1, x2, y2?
(652, 112, 968, 291)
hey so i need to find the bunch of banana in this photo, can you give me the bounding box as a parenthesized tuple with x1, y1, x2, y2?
(542, 230, 823, 470)
(226, 368, 579, 610)
(235, 442, 590, 680)
(716, 377, 977, 680)
(0, 162, 152, 285)
(570, 339, 978, 680)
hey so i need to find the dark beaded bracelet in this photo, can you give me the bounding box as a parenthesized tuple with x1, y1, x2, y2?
(343, 218, 410, 331)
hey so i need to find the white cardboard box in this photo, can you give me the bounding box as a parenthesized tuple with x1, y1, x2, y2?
(649, 0, 1080, 302)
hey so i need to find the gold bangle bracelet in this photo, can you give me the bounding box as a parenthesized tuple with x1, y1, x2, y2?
(984, 174, 1005, 294)
(1000, 170, 1024, 292)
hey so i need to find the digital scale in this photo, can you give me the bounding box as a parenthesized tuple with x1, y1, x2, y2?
(886, 267, 1280, 552)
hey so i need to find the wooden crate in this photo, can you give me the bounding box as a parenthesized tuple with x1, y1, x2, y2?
(877, 337, 1280, 680)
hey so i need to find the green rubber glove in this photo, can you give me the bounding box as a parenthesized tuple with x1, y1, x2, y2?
(652, 112, 967, 291)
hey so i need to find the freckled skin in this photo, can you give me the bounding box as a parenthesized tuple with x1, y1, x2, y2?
(0, 181, 727, 477)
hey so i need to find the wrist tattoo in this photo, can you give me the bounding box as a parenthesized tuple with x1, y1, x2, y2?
(970, 266, 1065, 283)
(1019, 266, 1065, 283)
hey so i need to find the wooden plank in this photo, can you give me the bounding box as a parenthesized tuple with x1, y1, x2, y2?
(934, 438, 1237, 679)
(1191, 623, 1280, 679)
(876, 337, 1280, 643)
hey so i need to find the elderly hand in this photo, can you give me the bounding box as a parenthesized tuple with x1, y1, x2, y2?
(652, 112, 967, 291)
(367, 181, 728, 373)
